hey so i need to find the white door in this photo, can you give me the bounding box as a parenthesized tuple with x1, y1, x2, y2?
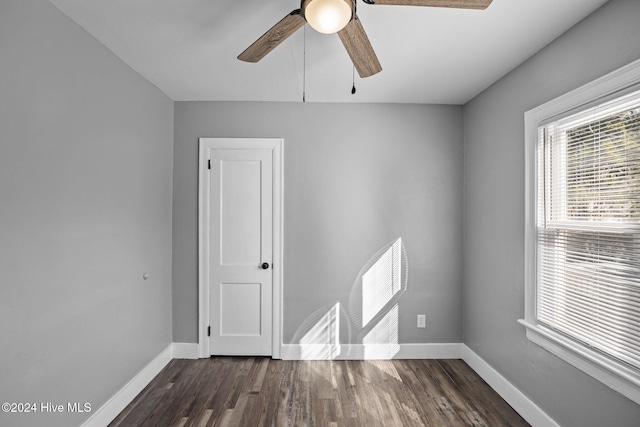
(207, 146, 274, 356)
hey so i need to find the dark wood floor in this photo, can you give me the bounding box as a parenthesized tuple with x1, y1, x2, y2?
(109, 358, 529, 427)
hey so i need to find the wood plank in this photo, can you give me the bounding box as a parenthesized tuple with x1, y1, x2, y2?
(396, 359, 459, 425)
(438, 359, 530, 426)
(138, 359, 205, 427)
(109, 359, 180, 426)
(195, 409, 213, 427)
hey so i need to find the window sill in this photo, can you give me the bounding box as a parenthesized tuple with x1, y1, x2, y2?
(518, 319, 640, 405)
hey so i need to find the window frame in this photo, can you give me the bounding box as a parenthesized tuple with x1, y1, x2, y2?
(520, 58, 640, 405)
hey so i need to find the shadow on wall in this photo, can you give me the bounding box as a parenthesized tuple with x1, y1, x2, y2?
(291, 238, 408, 360)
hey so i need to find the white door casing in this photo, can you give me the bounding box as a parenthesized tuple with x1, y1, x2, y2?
(198, 138, 283, 358)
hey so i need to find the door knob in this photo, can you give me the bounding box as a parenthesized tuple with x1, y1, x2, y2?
(261, 262, 270, 270)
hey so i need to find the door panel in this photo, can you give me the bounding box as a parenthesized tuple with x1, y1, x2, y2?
(220, 283, 262, 336)
(209, 149, 273, 356)
(220, 160, 262, 266)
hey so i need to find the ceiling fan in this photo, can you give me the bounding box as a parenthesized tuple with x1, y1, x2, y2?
(238, 0, 493, 78)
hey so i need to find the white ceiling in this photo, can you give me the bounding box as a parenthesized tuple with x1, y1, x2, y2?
(48, 0, 609, 104)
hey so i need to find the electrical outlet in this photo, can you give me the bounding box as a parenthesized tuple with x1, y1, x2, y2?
(417, 314, 426, 328)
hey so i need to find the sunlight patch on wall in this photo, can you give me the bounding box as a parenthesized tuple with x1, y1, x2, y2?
(363, 304, 399, 360)
(300, 302, 341, 360)
(362, 238, 405, 328)
(291, 238, 409, 360)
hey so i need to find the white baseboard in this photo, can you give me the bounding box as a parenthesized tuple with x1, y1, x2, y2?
(281, 343, 463, 360)
(172, 342, 199, 359)
(461, 345, 560, 427)
(397, 343, 464, 359)
(80, 344, 173, 427)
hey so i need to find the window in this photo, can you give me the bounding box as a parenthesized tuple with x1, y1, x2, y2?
(539, 93, 640, 365)
(521, 60, 640, 404)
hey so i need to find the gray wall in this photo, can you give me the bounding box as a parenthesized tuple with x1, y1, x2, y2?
(173, 102, 463, 346)
(0, 1, 174, 426)
(462, 0, 640, 426)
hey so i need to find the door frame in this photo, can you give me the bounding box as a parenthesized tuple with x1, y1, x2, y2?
(198, 137, 283, 359)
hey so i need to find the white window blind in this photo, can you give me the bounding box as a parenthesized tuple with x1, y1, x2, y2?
(537, 90, 640, 370)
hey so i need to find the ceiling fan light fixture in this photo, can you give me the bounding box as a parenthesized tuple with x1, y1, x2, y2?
(303, 0, 353, 34)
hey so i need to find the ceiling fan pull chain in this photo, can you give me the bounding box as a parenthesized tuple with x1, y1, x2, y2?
(303, 24, 307, 103)
(351, 65, 356, 94)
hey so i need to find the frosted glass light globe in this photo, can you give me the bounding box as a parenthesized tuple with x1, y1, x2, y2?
(304, 0, 353, 34)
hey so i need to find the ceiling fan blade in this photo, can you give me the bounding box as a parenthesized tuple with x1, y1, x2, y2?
(238, 9, 306, 63)
(338, 15, 382, 78)
(363, 0, 492, 9)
